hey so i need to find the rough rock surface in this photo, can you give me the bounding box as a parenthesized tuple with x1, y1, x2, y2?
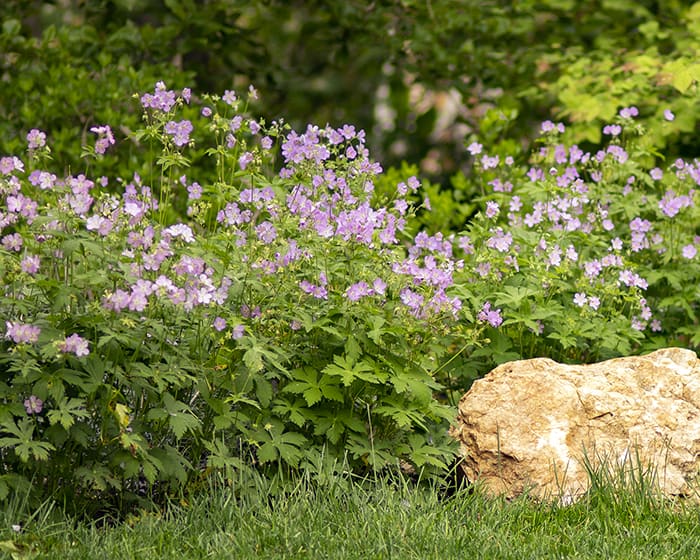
(450, 348, 700, 502)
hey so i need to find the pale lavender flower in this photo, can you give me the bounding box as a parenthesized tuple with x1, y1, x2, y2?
(230, 115, 243, 132)
(481, 155, 499, 169)
(232, 324, 245, 339)
(27, 129, 46, 150)
(486, 228, 512, 252)
(346, 281, 371, 302)
(213, 317, 227, 331)
(588, 296, 601, 310)
(255, 221, 277, 244)
(650, 167, 663, 181)
(20, 254, 40, 274)
(664, 109, 675, 121)
(90, 125, 115, 154)
(238, 152, 254, 170)
(372, 278, 387, 296)
(2, 233, 23, 251)
(24, 395, 43, 415)
(619, 106, 638, 118)
(60, 334, 90, 357)
(477, 302, 503, 328)
(0, 156, 23, 174)
(163, 223, 194, 243)
(187, 182, 202, 200)
(682, 244, 697, 259)
(485, 201, 500, 218)
(164, 120, 193, 147)
(467, 142, 482, 155)
(5, 321, 40, 344)
(603, 124, 621, 136)
(607, 145, 628, 163)
(222, 90, 237, 105)
(573, 292, 587, 307)
(141, 82, 176, 112)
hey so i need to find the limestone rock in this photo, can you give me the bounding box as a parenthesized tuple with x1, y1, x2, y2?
(449, 348, 700, 502)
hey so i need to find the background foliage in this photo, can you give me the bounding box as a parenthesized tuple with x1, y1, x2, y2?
(3, 1, 700, 182)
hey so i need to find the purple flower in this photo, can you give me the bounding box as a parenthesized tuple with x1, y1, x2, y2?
(540, 120, 565, 134)
(20, 255, 40, 275)
(201, 106, 212, 117)
(164, 120, 193, 147)
(90, 125, 115, 154)
(629, 217, 652, 233)
(619, 106, 638, 118)
(400, 288, 424, 313)
(477, 302, 503, 328)
(223, 90, 237, 105)
(588, 296, 601, 310)
(5, 321, 40, 344)
(299, 280, 328, 300)
(573, 292, 587, 307)
(232, 324, 245, 339)
(345, 281, 371, 302)
(24, 396, 43, 415)
(682, 244, 697, 259)
(649, 167, 663, 181)
(255, 221, 277, 244)
(480, 155, 499, 169)
(485, 201, 500, 219)
(187, 182, 202, 200)
(467, 142, 483, 155)
(607, 145, 628, 164)
(664, 109, 675, 121)
(2, 233, 23, 251)
(603, 124, 622, 137)
(182, 88, 191, 103)
(27, 129, 47, 150)
(213, 317, 227, 331)
(230, 116, 243, 132)
(486, 228, 513, 252)
(60, 334, 90, 357)
(141, 82, 177, 112)
(238, 152, 254, 170)
(372, 278, 387, 296)
(0, 156, 23, 175)
(163, 223, 195, 243)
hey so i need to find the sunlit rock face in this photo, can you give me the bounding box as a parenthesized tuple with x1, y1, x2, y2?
(450, 348, 700, 502)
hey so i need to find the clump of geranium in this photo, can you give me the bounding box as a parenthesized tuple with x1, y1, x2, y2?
(455, 105, 700, 364)
(0, 81, 478, 508)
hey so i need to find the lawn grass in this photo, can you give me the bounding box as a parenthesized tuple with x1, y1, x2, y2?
(2, 467, 700, 560)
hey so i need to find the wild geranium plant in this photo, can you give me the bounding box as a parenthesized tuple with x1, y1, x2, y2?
(0, 82, 481, 509)
(442, 107, 700, 391)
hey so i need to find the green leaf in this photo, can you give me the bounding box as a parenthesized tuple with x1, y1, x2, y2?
(313, 408, 365, 444)
(162, 393, 201, 439)
(283, 367, 344, 406)
(322, 355, 376, 387)
(0, 419, 55, 462)
(47, 397, 90, 430)
(272, 397, 308, 427)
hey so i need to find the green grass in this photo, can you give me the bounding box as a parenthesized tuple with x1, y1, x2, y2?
(2, 468, 700, 560)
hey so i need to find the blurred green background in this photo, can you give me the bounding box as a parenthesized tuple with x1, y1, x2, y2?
(2, 0, 700, 189)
